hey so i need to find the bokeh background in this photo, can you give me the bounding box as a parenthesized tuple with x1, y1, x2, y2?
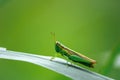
(0, 0, 120, 80)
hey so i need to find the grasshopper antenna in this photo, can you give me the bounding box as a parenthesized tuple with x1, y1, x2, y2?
(50, 32, 57, 60)
(51, 32, 56, 43)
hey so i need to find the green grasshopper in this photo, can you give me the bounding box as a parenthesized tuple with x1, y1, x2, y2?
(51, 33, 96, 68)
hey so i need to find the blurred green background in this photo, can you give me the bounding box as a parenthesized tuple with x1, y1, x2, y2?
(0, 0, 120, 80)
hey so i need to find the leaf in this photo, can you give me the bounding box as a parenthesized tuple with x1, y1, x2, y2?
(0, 48, 114, 80)
(103, 43, 120, 75)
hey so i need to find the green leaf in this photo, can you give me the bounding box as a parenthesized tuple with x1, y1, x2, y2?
(0, 48, 114, 80)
